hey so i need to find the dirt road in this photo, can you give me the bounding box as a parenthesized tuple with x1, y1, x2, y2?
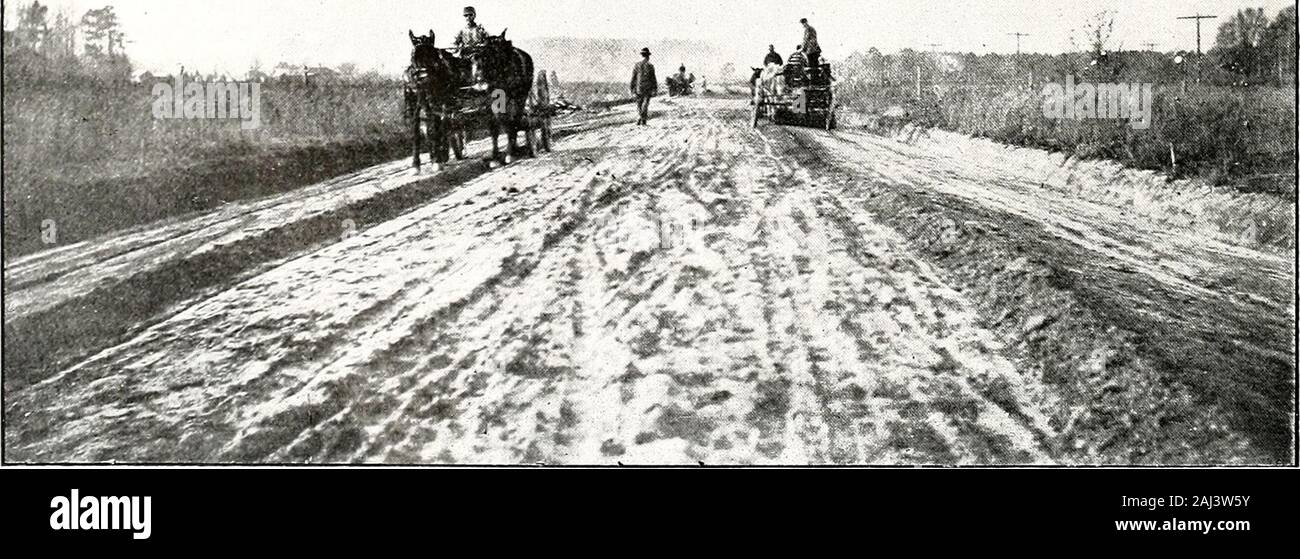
(5, 97, 1292, 464)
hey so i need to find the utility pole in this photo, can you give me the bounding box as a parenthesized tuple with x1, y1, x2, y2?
(1176, 14, 1217, 55)
(1008, 32, 1030, 55)
(1178, 14, 1217, 85)
(1006, 33, 1032, 88)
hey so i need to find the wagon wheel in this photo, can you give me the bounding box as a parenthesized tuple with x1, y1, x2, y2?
(825, 89, 836, 130)
(535, 70, 553, 152)
(450, 113, 467, 159)
(826, 90, 837, 130)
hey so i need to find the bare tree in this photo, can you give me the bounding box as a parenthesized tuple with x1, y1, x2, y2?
(1077, 10, 1118, 55)
(1069, 10, 1123, 79)
(246, 58, 266, 82)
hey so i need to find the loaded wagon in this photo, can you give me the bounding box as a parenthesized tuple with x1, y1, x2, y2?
(752, 63, 836, 130)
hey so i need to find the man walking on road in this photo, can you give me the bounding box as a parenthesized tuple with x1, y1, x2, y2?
(630, 47, 657, 125)
(801, 18, 822, 67)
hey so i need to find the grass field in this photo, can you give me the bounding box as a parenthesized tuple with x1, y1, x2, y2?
(838, 79, 1298, 198)
(2, 78, 628, 258)
(4, 80, 403, 190)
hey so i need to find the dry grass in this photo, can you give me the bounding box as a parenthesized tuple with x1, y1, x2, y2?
(3, 79, 629, 196)
(3, 80, 407, 193)
(2, 78, 627, 257)
(839, 80, 1297, 198)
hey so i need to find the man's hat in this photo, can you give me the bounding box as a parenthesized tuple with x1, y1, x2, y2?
(800, 18, 808, 23)
(640, 47, 651, 56)
(464, 6, 476, 16)
(679, 65, 686, 71)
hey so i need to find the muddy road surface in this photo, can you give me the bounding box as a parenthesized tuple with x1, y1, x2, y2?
(5, 98, 1292, 464)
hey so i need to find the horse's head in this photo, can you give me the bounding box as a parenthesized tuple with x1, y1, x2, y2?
(407, 30, 464, 96)
(750, 67, 763, 84)
(409, 30, 440, 68)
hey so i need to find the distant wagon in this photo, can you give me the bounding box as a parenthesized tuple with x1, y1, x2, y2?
(751, 61, 837, 130)
(666, 73, 695, 97)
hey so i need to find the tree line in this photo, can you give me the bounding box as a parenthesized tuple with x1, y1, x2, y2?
(1213, 6, 1296, 85)
(836, 6, 1296, 90)
(3, 1, 396, 86)
(4, 1, 132, 82)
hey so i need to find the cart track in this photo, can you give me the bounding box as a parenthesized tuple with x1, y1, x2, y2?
(4, 98, 1292, 464)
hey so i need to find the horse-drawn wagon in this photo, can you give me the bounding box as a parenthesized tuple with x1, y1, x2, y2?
(404, 30, 555, 171)
(666, 73, 696, 97)
(751, 62, 837, 130)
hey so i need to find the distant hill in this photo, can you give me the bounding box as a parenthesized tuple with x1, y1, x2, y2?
(515, 37, 745, 84)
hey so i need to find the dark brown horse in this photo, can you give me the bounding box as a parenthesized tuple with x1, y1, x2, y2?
(462, 31, 536, 164)
(404, 30, 464, 171)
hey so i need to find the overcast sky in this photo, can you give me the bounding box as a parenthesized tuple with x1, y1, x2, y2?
(5, 0, 1294, 75)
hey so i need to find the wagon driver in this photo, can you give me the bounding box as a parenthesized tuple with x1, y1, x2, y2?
(454, 6, 489, 51)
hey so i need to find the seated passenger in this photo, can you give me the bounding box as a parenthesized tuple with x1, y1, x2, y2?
(763, 45, 783, 67)
(787, 45, 808, 67)
(674, 65, 689, 85)
(784, 46, 809, 87)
